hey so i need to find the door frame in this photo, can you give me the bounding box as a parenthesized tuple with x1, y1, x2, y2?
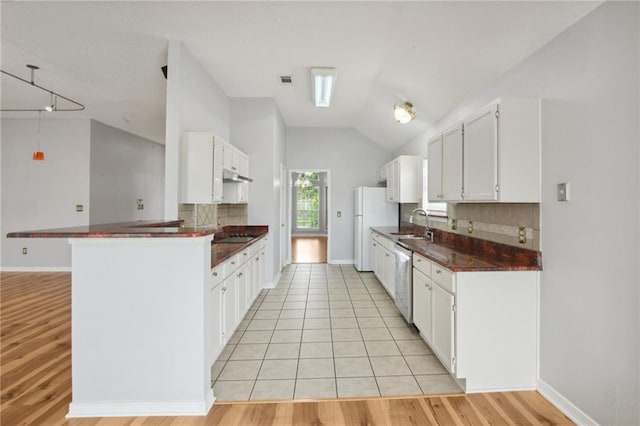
(288, 169, 331, 264)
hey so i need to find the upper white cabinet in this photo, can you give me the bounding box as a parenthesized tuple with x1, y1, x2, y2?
(384, 155, 422, 203)
(427, 97, 540, 204)
(463, 97, 540, 202)
(181, 132, 224, 204)
(428, 124, 464, 203)
(223, 142, 250, 177)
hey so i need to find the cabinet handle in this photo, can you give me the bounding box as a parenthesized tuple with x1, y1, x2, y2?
(385, 253, 390, 257)
(255, 257, 260, 261)
(231, 166, 237, 170)
(436, 269, 442, 274)
(416, 259, 421, 262)
(238, 272, 243, 277)
(222, 286, 227, 292)
(212, 272, 218, 277)
(243, 253, 248, 256)
(231, 261, 236, 265)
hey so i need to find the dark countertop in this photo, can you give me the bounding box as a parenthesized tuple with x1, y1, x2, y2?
(211, 233, 268, 268)
(371, 226, 541, 272)
(5, 220, 220, 238)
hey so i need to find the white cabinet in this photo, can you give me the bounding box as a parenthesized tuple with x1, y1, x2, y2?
(463, 97, 540, 202)
(236, 262, 249, 318)
(222, 262, 238, 343)
(209, 265, 225, 363)
(384, 155, 422, 203)
(412, 268, 432, 344)
(181, 132, 224, 203)
(371, 232, 396, 299)
(369, 233, 378, 274)
(411, 251, 538, 391)
(428, 124, 463, 202)
(431, 281, 456, 373)
(223, 181, 249, 204)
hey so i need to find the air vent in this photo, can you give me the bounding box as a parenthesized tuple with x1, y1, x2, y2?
(279, 75, 293, 84)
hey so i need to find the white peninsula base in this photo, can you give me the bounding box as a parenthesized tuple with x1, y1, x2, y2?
(66, 236, 214, 418)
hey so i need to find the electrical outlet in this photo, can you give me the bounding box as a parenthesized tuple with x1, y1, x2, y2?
(136, 199, 144, 210)
(467, 221, 473, 234)
(75, 204, 83, 212)
(22, 247, 28, 255)
(337, 211, 341, 218)
(557, 182, 570, 201)
(518, 227, 527, 244)
(451, 219, 457, 231)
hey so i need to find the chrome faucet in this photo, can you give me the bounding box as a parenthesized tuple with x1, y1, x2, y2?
(409, 208, 428, 224)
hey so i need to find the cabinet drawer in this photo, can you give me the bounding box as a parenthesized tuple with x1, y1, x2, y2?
(413, 254, 431, 277)
(432, 264, 455, 293)
(211, 264, 224, 287)
(224, 255, 239, 278)
(249, 242, 260, 257)
(238, 248, 251, 265)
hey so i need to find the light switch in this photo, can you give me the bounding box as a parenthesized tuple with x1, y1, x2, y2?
(557, 183, 570, 202)
(337, 211, 342, 218)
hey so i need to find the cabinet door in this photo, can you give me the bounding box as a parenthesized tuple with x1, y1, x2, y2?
(386, 161, 399, 202)
(209, 281, 224, 361)
(463, 104, 498, 201)
(412, 269, 432, 343)
(442, 124, 464, 201)
(369, 235, 378, 275)
(223, 276, 238, 342)
(236, 263, 249, 319)
(432, 283, 455, 373)
(427, 136, 443, 201)
(212, 140, 224, 202)
(383, 248, 395, 298)
(239, 152, 249, 177)
(223, 142, 233, 172)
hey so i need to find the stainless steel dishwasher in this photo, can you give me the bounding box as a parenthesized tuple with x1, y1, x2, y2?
(393, 243, 413, 323)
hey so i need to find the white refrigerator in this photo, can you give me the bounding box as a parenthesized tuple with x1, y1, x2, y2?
(354, 186, 398, 271)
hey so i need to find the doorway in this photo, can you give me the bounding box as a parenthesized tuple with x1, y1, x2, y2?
(290, 170, 329, 263)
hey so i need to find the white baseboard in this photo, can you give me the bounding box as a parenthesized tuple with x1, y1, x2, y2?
(537, 379, 599, 425)
(329, 259, 354, 265)
(67, 394, 215, 418)
(263, 270, 282, 289)
(0, 266, 72, 272)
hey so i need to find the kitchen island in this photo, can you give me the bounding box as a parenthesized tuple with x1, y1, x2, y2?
(7, 221, 268, 418)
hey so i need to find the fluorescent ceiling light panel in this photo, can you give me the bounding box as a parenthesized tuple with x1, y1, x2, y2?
(311, 67, 337, 107)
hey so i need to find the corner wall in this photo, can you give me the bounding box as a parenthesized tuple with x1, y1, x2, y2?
(90, 120, 164, 224)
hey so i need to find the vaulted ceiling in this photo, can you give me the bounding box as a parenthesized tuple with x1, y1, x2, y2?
(1, 1, 600, 151)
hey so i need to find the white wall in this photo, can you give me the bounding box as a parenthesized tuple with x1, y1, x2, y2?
(1, 119, 91, 269)
(287, 127, 392, 263)
(396, 3, 639, 424)
(164, 41, 230, 218)
(90, 120, 164, 224)
(230, 98, 286, 284)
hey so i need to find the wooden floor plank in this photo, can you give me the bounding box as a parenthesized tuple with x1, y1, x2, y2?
(1, 272, 574, 426)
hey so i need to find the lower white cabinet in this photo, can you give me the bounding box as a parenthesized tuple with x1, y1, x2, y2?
(412, 252, 538, 392)
(209, 235, 268, 364)
(371, 232, 396, 300)
(412, 268, 432, 344)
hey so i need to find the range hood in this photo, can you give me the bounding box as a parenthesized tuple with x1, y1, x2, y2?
(223, 169, 253, 183)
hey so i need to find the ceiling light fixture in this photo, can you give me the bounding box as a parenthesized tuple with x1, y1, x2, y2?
(393, 101, 415, 124)
(0, 64, 85, 112)
(310, 67, 337, 107)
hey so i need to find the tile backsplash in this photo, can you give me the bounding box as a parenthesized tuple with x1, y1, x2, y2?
(401, 203, 541, 250)
(179, 204, 248, 227)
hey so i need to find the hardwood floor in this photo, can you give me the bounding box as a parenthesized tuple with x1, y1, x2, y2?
(0, 272, 574, 425)
(291, 236, 327, 263)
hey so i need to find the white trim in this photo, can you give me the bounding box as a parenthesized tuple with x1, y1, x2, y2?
(329, 259, 354, 265)
(537, 379, 599, 426)
(67, 394, 214, 418)
(263, 269, 282, 289)
(291, 233, 328, 237)
(0, 266, 72, 272)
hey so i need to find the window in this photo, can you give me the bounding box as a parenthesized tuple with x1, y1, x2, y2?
(423, 158, 447, 217)
(295, 173, 320, 229)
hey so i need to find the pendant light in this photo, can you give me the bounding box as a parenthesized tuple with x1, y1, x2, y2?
(32, 110, 45, 161)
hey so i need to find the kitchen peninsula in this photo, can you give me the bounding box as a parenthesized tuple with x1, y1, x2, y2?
(8, 220, 268, 418)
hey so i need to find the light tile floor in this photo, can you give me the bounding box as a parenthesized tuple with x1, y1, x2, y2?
(211, 264, 462, 401)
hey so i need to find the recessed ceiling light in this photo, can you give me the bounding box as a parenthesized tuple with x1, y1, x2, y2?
(310, 67, 337, 107)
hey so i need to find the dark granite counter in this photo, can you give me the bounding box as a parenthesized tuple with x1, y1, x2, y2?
(371, 225, 541, 272)
(211, 226, 269, 268)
